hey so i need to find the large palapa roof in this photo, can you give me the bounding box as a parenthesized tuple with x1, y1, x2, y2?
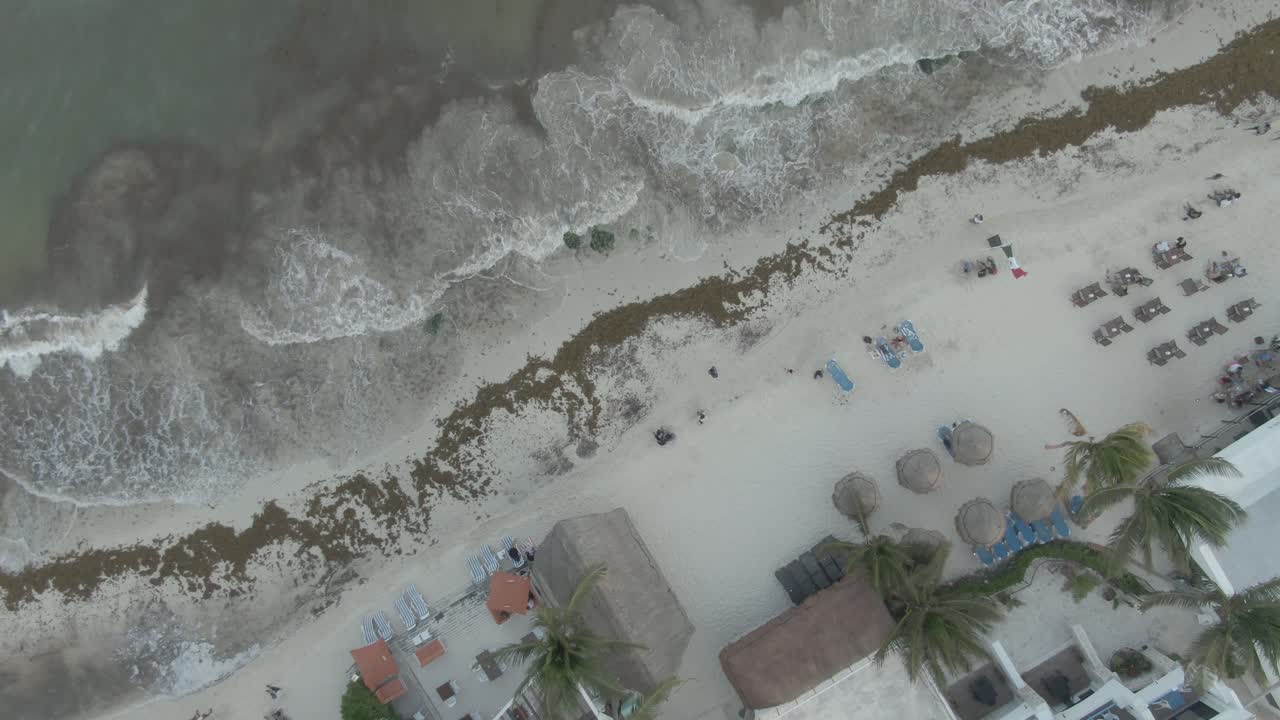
(719, 571, 895, 710)
(534, 508, 694, 694)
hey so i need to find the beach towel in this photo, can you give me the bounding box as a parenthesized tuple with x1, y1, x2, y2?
(825, 359, 855, 393)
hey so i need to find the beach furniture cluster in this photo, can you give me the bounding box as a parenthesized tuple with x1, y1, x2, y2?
(360, 583, 434, 647)
(468, 535, 534, 586)
(966, 479, 1078, 567)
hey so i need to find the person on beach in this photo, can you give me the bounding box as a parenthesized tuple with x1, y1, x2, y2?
(1184, 204, 1202, 220)
(708, 366, 719, 378)
(697, 410, 706, 425)
(266, 685, 281, 699)
(970, 214, 984, 224)
(654, 428, 675, 446)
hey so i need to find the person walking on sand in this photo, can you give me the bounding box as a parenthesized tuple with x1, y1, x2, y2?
(970, 213, 984, 224)
(266, 685, 281, 699)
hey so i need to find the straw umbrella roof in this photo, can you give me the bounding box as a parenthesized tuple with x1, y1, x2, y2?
(952, 421, 994, 466)
(901, 527, 947, 551)
(1010, 478, 1056, 521)
(897, 449, 943, 493)
(534, 508, 693, 694)
(832, 473, 880, 520)
(955, 498, 1004, 547)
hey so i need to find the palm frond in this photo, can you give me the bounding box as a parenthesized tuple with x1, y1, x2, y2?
(1059, 423, 1154, 497)
(625, 677, 687, 720)
(1079, 483, 1135, 516)
(1166, 457, 1242, 483)
(1240, 577, 1280, 604)
(567, 563, 608, 614)
(1141, 589, 1212, 611)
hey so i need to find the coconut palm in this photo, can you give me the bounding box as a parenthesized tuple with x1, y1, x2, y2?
(1082, 458, 1246, 573)
(824, 535, 918, 597)
(1053, 422, 1154, 498)
(1142, 576, 1280, 687)
(621, 677, 686, 720)
(875, 546, 1004, 684)
(496, 564, 643, 720)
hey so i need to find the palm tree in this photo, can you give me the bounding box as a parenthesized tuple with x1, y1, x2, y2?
(1052, 422, 1154, 498)
(1082, 457, 1246, 573)
(621, 677, 686, 720)
(875, 546, 1004, 684)
(824, 535, 917, 597)
(1142, 576, 1280, 687)
(495, 564, 642, 720)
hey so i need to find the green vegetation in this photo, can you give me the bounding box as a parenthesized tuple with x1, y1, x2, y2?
(589, 227, 615, 253)
(340, 681, 397, 720)
(876, 546, 1004, 685)
(1109, 648, 1154, 678)
(497, 564, 677, 720)
(1084, 457, 1246, 574)
(946, 541, 1151, 598)
(623, 677, 687, 720)
(563, 231, 582, 250)
(1054, 422, 1155, 497)
(1143, 576, 1280, 688)
(1069, 573, 1102, 603)
(823, 535, 917, 597)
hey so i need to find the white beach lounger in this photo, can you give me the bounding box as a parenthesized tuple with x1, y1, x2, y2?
(361, 616, 376, 645)
(481, 545, 500, 574)
(468, 555, 486, 585)
(373, 611, 393, 641)
(395, 596, 416, 630)
(406, 584, 430, 621)
(501, 535, 525, 568)
(519, 538, 536, 556)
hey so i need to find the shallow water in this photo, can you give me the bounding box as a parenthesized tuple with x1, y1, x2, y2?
(0, 0, 1167, 523)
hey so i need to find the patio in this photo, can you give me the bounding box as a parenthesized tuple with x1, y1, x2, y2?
(1019, 646, 1093, 712)
(943, 664, 1016, 720)
(387, 580, 539, 720)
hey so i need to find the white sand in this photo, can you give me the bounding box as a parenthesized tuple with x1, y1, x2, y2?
(6, 2, 1280, 719)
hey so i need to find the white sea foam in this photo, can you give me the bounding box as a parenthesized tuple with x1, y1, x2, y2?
(159, 641, 261, 697)
(0, 285, 147, 378)
(240, 228, 432, 345)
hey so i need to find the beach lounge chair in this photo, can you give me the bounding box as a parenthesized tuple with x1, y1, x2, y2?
(974, 546, 995, 567)
(826, 359, 855, 392)
(501, 535, 526, 569)
(481, 545, 499, 574)
(374, 611, 393, 641)
(1228, 298, 1258, 322)
(1050, 507, 1071, 538)
(395, 596, 416, 631)
(406, 584, 430, 621)
(361, 616, 377, 645)
(1010, 512, 1037, 544)
(1092, 329, 1112, 346)
(1170, 341, 1186, 359)
(1003, 521, 1024, 553)
(467, 555, 486, 585)
(799, 552, 831, 590)
(1179, 278, 1207, 296)
(876, 337, 901, 369)
(813, 535, 846, 583)
(1032, 518, 1054, 544)
(1069, 495, 1084, 516)
(1147, 347, 1168, 367)
(774, 563, 806, 605)
(898, 321, 925, 353)
(1209, 317, 1229, 335)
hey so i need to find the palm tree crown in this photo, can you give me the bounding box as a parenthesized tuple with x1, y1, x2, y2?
(824, 535, 917, 597)
(495, 564, 643, 719)
(1142, 576, 1280, 686)
(875, 546, 1004, 685)
(1056, 422, 1155, 497)
(1082, 457, 1246, 573)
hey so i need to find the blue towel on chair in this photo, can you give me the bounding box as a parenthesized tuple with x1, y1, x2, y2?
(974, 546, 995, 566)
(1051, 507, 1072, 537)
(1010, 512, 1037, 544)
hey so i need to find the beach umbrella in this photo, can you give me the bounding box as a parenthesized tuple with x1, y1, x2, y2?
(832, 472, 880, 520)
(1010, 478, 1056, 521)
(897, 449, 943, 494)
(951, 421, 994, 466)
(955, 498, 1004, 547)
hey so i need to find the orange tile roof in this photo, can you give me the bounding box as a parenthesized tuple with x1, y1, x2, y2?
(487, 571, 535, 624)
(375, 678, 407, 704)
(350, 639, 399, 695)
(415, 638, 446, 667)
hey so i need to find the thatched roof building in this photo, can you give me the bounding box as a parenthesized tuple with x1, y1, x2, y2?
(534, 508, 693, 694)
(719, 571, 895, 710)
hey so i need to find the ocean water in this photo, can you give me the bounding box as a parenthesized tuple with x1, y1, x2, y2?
(0, 0, 1167, 542)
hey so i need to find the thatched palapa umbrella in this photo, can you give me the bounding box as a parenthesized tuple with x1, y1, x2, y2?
(1010, 478, 1055, 521)
(832, 472, 880, 521)
(951, 421, 994, 465)
(901, 528, 947, 553)
(897, 449, 942, 494)
(955, 498, 1004, 547)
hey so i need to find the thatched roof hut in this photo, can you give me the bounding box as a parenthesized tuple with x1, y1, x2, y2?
(832, 472, 880, 520)
(897, 449, 943, 493)
(534, 508, 693, 694)
(952, 421, 994, 466)
(1010, 478, 1056, 521)
(901, 527, 947, 552)
(955, 498, 1004, 547)
(719, 571, 894, 709)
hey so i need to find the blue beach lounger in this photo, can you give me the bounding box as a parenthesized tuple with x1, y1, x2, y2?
(406, 584, 430, 621)
(1069, 495, 1085, 516)
(1032, 518, 1054, 543)
(468, 555, 486, 585)
(876, 337, 902, 369)
(361, 616, 376, 645)
(974, 546, 995, 567)
(481, 545, 500, 574)
(1004, 520, 1024, 553)
(395, 596, 416, 630)
(1010, 512, 1037, 544)
(373, 611, 393, 641)
(1051, 507, 1072, 538)
(898, 321, 925, 353)
(992, 541, 1010, 561)
(826, 359, 855, 392)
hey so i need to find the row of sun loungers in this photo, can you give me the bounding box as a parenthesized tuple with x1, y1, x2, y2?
(468, 535, 533, 585)
(1187, 317, 1230, 346)
(361, 583, 435, 644)
(973, 508, 1072, 567)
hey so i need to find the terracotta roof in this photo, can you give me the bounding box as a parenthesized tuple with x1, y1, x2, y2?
(487, 571, 534, 624)
(719, 571, 895, 709)
(350, 639, 399, 695)
(375, 678, 407, 703)
(415, 638, 447, 667)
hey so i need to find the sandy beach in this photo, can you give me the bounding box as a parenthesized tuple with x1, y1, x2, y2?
(4, 2, 1280, 719)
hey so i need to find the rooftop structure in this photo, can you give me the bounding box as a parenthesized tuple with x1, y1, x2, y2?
(350, 639, 408, 704)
